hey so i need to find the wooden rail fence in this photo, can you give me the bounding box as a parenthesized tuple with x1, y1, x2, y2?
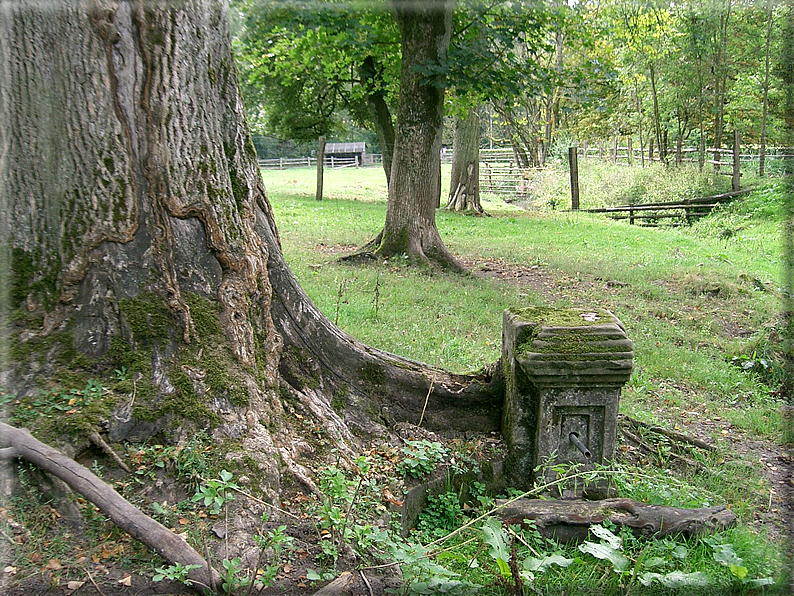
(583, 189, 752, 226)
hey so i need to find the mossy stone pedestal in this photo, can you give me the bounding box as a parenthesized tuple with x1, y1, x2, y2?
(501, 307, 634, 490)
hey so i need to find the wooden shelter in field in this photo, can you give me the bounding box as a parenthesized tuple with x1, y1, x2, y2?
(324, 142, 368, 166)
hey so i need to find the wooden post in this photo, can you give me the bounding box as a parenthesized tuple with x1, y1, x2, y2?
(732, 130, 741, 191)
(569, 147, 580, 211)
(612, 136, 619, 164)
(649, 138, 654, 163)
(676, 136, 682, 166)
(627, 137, 633, 166)
(629, 203, 635, 225)
(316, 135, 325, 201)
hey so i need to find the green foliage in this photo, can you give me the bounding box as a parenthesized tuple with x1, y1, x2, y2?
(28, 379, 102, 418)
(254, 515, 296, 589)
(416, 492, 462, 540)
(192, 469, 239, 515)
(578, 524, 630, 573)
(152, 562, 201, 585)
(129, 430, 213, 490)
(220, 557, 251, 593)
(397, 440, 449, 479)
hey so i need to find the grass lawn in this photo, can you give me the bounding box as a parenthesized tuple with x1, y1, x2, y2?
(261, 162, 790, 594)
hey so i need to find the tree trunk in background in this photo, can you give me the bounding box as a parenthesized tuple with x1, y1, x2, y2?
(0, 0, 499, 527)
(368, 0, 465, 271)
(712, 0, 732, 170)
(492, 101, 532, 168)
(316, 135, 326, 200)
(649, 62, 664, 164)
(447, 107, 483, 214)
(544, 29, 564, 161)
(360, 55, 396, 184)
(759, 0, 773, 177)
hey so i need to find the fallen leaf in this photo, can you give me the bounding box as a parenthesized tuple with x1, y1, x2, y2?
(118, 575, 132, 586)
(44, 559, 62, 570)
(66, 580, 85, 591)
(178, 518, 189, 525)
(3, 566, 17, 575)
(383, 488, 403, 508)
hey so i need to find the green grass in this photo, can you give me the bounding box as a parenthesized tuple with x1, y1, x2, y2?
(264, 163, 787, 594)
(265, 166, 783, 411)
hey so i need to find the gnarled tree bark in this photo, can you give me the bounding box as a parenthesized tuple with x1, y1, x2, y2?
(0, 0, 501, 583)
(0, 0, 499, 504)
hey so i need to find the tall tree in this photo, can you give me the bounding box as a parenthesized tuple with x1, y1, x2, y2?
(0, 0, 499, 580)
(234, 0, 400, 182)
(363, 0, 464, 269)
(445, 0, 550, 212)
(756, 0, 775, 176)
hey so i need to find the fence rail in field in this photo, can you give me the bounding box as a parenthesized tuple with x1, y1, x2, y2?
(583, 189, 752, 226)
(576, 141, 794, 167)
(479, 162, 535, 199)
(259, 154, 383, 170)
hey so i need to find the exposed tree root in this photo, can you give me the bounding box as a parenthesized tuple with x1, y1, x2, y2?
(88, 430, 131, 473)
(0, 422, 220, 592)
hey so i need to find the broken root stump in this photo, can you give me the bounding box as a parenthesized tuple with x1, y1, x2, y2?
(495, 497, 736, 543)
(0, 422, 221, 591)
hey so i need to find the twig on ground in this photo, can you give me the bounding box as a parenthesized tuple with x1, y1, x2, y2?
(88, 431, 131, 473)
(81, 566, 107, 596)
(621, 415, 717, 451)
(360, 569, 374, 596)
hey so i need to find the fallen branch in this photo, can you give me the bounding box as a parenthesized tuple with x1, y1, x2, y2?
(620, 415, 717, 451)
(621, 427, 708, 471)
(495, 497, 736, 544)
(0, 422, 220, 591)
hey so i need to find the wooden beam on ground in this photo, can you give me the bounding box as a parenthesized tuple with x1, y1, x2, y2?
(495, 498, 736, 544)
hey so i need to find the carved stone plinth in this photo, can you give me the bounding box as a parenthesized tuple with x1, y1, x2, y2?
(502, 307, 634, 489)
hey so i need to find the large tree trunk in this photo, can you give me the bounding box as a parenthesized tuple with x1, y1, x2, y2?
(365, 0, 465, 272)
(1, 0, 500, 571)
(447, 106, 483, 214)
